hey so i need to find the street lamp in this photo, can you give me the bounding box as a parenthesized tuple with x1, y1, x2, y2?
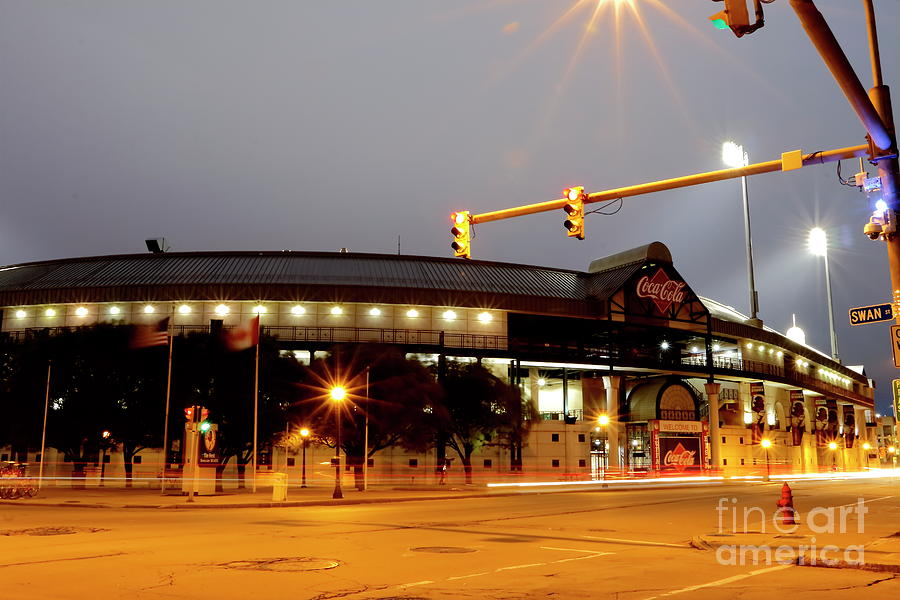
(722, 141, 760, 326)
(760, 438, 772, 481)
(808, 227, 839, 361)
(300, 427, 310, 488)
(100, 430, 111, 487)
(330, 386, 346, 499)
(596, 415, 609, 479)
(828, 440, 839, 470)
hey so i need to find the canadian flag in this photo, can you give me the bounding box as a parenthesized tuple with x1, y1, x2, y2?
(224, 315, 260, 351)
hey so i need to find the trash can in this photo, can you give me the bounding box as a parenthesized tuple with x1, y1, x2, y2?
(271, 472, 288, 502)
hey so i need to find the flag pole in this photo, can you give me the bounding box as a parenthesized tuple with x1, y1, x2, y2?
(38, 360, 51, 489)
(252, 320, 260, 494)
(160, 329, 174, 495)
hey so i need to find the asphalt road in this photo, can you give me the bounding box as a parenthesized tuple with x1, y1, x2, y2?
(2, 479, 899, 599)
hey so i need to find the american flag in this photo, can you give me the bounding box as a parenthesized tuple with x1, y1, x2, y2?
(130, 317, 170, 349)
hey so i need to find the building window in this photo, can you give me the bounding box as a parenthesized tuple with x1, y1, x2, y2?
(408, 459, 418, 467)
(721, 436, 726, 444)
(551, 459, 560, 468)
(483, 459, 493, 468)
(578, 459, 586, 467)
(551, 433, 560, 442)
(34, 454, 41, 463)
(723, 459, 728, 466)
(286, 458, 295, 467)
(578, 434, 586, 443)
(103, 455, 111, 464)
(133, 455, 142, 464)
(740, 458, 745, 465)
(367, 459, 374, 468)
(739, 437, 744, 444)
(0, 454, 6, 462)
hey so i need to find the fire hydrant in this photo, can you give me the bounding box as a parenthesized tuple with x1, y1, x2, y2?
(776, 482, 796, 526)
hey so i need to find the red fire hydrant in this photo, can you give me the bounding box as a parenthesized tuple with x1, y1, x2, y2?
(776, 482, 796, 526)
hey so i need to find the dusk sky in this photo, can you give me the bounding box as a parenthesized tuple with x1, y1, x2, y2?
(1, 1, 898, 410)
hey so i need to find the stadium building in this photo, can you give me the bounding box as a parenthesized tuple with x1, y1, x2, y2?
(0, 242, 880, 485)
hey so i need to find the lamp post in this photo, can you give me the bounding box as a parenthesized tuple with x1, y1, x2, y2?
(828, 440, 839, 471)
(597, 414, 609, 480)
(100, 430, 111, 487)
(330, 386, 346, 499)
(300, 428, 310, 488)
(722, 141, 760, 326)
(760, 438, 772, 481)
(808, 227, 839, 362)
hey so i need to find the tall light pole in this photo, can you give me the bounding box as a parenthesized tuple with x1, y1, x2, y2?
(723, 141, 761, 326)
(300, 427, 310, 488)
(760, 438, 772, 482)
(330, 386, 346, 499)
(100, 430, 111, 487)
(808, 227, 839, 361)
(596, 414, 609, 480)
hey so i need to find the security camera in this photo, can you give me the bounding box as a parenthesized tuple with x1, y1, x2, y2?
(864, 220, 883, 240)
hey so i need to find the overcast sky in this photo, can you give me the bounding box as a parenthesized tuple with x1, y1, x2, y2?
(1, 1, 899, 410)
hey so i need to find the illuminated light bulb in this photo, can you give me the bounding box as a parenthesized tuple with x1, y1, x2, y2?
(45, 308, 56, 317)
(215, 304, 230, 316)
(876, 199, 888, 213)
(109, 306, 121, 315)
(144, 305, 155, 314)
(369, 307, 381, 316)
(406, 309, 419, 318)
(712, 344, 721, 352)
(746, 342, 753, 349)
(252, 305, 267, 314)
(75, 307, 88, 317)
(537, 378, 546, 387)
(178, 304, 191, 314)
(330, 306, 343, 315)
(660, 341, 670, 350)
(442, 310, 457, 320)
(477, 312, 493, 323)
(15, 310, 26, 319)
(291, 305, 306, 315)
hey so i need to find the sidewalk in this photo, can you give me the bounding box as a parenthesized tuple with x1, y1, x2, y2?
(0, 482, 497, 509)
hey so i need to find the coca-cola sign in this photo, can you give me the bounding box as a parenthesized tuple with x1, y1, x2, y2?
(635, 268, 687, 314)
(658, 437, 701, 472)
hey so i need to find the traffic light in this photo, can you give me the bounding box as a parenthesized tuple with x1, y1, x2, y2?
(562, 187, 585, 240)
(199, 420, 212, 433)
(450, 211, 471, 259)
(708, 0, 757, 38)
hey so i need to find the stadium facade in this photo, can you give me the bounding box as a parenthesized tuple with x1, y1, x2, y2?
(0, 242, 881, 484)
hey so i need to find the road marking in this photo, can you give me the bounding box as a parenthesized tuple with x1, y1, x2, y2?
(735, 494, 895, 532)
(642, 564, 792, 599)
(398, 581, 434, 588)
(552, 553, 613, 563)
(540, 546, 607, 553)
(496, 563, 546, 571)
(582, 535, 688, 548)
(447, 572, 489, 581)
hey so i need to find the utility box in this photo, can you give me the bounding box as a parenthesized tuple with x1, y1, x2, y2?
(271, 472, 287, 502)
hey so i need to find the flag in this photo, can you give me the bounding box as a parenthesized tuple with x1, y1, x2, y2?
(224, 315, 260, 351)
(131, 317, 170, 349)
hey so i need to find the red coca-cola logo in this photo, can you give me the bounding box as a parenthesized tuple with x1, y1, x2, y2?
(663, 442, 697, 472)
(636, 268, 686, 314)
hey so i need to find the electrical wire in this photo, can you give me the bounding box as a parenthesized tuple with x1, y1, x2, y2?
(586, 198, 623, 216)
(836, 160, 857, 188)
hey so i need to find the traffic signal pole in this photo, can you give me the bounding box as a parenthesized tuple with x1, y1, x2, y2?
(789, 0, 900, 325)
(468, 144, 867, 225)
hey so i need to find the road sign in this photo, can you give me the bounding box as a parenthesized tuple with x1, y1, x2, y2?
(893, 379, 900, 419)
(892, 326, 900, 368)
(849, 303, 893, 325)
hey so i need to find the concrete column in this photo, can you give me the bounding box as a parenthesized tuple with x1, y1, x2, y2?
(603, 375, 623, 471)
(705, 382, 722, 471)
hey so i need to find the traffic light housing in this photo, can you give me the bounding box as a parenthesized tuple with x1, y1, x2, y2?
(709, 0, 762, 38)
(450, 211, 471, 258)
(563, 187, 585, 240)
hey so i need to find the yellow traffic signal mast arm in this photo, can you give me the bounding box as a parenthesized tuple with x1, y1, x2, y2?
(469, 144, 867, 225)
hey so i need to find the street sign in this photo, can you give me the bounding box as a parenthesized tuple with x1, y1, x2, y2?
(892, 326, 900, 368)
(893, 379, 900, 419)
(849, 303, 893, 325)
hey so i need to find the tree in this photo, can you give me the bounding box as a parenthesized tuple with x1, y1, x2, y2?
(290, 345, 442, 490)
(435, 361, 533, 485)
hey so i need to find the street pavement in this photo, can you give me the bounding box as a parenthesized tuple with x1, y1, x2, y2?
(1, 478, 899, 599)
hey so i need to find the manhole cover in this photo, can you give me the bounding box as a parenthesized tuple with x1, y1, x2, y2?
(410, 546, 476, 554)
(0, 526, 107, 537)
(219, 557, 340, 572)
